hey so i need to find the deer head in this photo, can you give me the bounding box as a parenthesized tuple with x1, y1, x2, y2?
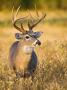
(12, 6, 46, 46)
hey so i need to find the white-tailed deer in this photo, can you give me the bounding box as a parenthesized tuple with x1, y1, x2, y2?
(9, 6, 46, 78)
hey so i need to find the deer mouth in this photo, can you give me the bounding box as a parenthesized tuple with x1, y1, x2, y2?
(33, 39, 41, 46)
(36, 40, 41, 45)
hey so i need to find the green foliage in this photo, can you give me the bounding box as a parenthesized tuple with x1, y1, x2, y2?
(21, 0, 36, 9)
(0, 0, 67, 10)
(43, 0, 67, 9)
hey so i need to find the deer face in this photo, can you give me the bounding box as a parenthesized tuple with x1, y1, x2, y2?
(14, 31, 42, 54)
(15, 31, 42, 47)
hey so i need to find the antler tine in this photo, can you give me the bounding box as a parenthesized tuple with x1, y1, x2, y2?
(12, 6, 14, 23)
(28, 4, 46, 31)
(15, 6, 21, 18)
(28, 21, 30, 30)
(12, 6, 26, 33)
(12, 6, 20, 23)
(35, 4, 39, 17)
(28, 10, 33, 19)
(29, 14, 46, 30)
(27, 10, 34, 30)
(21, 23, 25, 31)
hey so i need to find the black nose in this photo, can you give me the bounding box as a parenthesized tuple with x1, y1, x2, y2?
(36, 40, 41, 45)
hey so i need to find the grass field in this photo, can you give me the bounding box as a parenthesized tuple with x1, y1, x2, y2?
(0, 10, 67, 90)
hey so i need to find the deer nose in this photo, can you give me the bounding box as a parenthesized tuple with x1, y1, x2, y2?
(36, 40, 41, 45)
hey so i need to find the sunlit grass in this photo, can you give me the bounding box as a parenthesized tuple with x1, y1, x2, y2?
(0, 39, 67, 90)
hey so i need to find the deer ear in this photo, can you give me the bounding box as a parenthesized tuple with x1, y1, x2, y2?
(15, 33, 23, 39)
(32, 31, 43, 38)
(36, 32, 43, 38)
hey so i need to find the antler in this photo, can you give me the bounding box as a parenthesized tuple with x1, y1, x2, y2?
(28, 14, 46, 30)
(12, 6, 46, 33)
(12, 6, 27, 33)
(28, 4, 46, 30)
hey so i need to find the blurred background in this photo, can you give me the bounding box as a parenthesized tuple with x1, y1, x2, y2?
(0, 0, 67, 41)
(0, 0, 67, 10)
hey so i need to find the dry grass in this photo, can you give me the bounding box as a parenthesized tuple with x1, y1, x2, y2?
(0, 10, 67, 90)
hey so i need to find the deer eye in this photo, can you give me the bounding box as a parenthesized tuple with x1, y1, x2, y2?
(25, 35, 30, 39)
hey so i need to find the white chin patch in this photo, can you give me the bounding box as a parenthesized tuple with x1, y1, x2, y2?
(23, 45, 34, 54)
(33, 40, 38, 46)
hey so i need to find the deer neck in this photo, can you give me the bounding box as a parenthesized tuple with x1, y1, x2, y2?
(18, 41, 34, 54)
(23, 45, 34, 54)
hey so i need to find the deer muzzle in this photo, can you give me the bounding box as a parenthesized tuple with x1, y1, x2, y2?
(36, 40, 41, 45)
(33, 39, 41, 46)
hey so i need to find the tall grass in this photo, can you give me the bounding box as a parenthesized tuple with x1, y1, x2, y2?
(0, 41, 67, 90)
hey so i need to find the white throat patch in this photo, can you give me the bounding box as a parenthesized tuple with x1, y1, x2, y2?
(23, 45, 34, 54)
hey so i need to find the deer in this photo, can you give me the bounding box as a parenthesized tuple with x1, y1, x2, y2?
(9, 6, 46, 78)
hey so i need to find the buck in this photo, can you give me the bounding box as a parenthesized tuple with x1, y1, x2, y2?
(9, 6, 46, 78)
